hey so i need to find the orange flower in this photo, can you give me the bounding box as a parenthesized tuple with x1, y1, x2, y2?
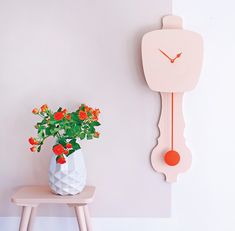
(66, 114, 71, 120)
(84, 106, 92, 112)
(66, 143, 72, 149)
(56, 156, 66, 164)
(53, 144, 65, 155)
(94, 132, 100, 138)
(41, 104, 48, 112)
(94, 108, 100, 116)
(30, 146, 37, 152)
(92, 115, 98, 121)
(62, 108, 67, 114)
(32, 108, 39, 114)
(28, 137, 38, 145)
(92, 109, 100, 120)
(54, 111, 64, 121)
(29, 137, 35, 145)
(64, 149, 69, 155)
(79, 111, 88, 120)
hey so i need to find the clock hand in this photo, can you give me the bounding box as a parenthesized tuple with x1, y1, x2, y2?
(172, 52, 182, 62)
(159, 49, 174, 62)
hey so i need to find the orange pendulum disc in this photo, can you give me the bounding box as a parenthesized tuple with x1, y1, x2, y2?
(164, 93, 181, 166)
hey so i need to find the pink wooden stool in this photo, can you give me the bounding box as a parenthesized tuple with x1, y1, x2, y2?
(11, 185, 95, 231)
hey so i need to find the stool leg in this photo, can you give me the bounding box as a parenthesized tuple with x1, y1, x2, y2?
(19, 206, 32, 231)
(27, 207, 37, 231)
(84, 205, 92, 231)
(75, 206, 87, 231)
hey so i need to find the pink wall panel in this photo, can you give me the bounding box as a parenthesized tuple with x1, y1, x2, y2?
(0, 0, 172, 217)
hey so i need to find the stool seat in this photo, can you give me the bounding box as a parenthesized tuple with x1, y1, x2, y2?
(12, 185, 95, 205)
(11, 185, 95, 231)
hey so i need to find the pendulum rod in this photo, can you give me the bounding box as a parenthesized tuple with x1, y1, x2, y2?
(171, 92, 174, 150)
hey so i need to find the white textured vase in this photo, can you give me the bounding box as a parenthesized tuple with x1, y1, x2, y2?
(49, 149, 87, 196)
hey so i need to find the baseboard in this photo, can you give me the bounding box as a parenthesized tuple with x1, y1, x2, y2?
(0, 217, 174, 231)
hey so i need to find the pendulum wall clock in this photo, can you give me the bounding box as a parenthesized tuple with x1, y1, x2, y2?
(141, 15, 203, 182)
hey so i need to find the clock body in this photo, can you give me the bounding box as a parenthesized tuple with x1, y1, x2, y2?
(142, 29, 203, 93)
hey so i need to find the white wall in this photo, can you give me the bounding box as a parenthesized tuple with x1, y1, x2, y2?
(169, 0, 235, 230)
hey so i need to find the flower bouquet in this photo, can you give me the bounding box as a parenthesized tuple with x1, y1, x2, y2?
(28, 103, 101, 195)
(29, 104, 101, 164)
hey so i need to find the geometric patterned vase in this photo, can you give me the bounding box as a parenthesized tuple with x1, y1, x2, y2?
(48, 149, 87, 196)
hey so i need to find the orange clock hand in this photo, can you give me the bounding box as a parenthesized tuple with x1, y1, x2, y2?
(159, 49, 174, 62)
(172, 52, 182, 62)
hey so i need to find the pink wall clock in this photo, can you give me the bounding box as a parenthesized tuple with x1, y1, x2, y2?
(141, 15, 203, 182)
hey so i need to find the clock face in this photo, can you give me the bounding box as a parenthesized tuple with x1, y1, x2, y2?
(142, 29, 203, 93)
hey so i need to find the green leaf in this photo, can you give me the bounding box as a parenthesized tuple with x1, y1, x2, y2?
(83, 125, 89, 129)
(90, 121, 101, 126)
(71, 112, 79, 122)
(88, 126, 95, 133)
(80, 132, 85, 140)
(87, 111, 92, 117)
(68, 139, 80, 150)
(66, 129, 74, 137)
(58, 137, 66, 146)
(87, 134, 93, 140)
(37, 146, 42, 152)
(45, 127, 51, 136)
(70, 139, 76, 145)
(49, 119, 57, 125)
(38, 125, 45, 133)
(74, 124, 81, 133)
(79, 104, 85, 111)
(67, 149, 76, 156)
(73, 143, 81, 150)
(38, 130, 45, 139)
